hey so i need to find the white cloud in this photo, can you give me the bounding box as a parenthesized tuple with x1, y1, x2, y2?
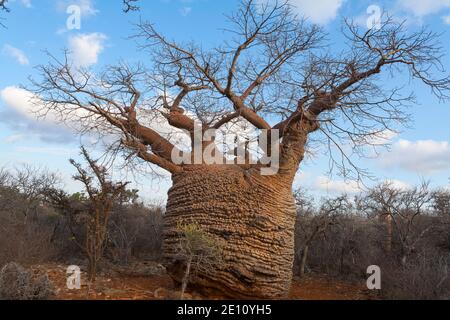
(367, 130, 399, 146)
(0, 86, 76, 143)
(314, 176, 361, 194)
(77, 0, 98, 16)
(397, 0, 450, 17)
(179, 7, 192, 16)
(381, 139, 450, 174)
(384, 179, 411, 191)
(443, 14, 450, 24)
(21, 0, 32, 8)
(0, 86, 91, 125)
(256, 0, 344, 24)
(313, 177, 411, 194)
(68, 33, 107, 67)
(0, 86, 186, 148)
(3, 134, 25, 144)
(2, 44, 30, 66)
(0, 87, 40, 119)
(288, 0, 345, 24)
(0, 86, 185, 149)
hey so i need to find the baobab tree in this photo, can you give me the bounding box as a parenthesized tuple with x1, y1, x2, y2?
(30, 0, 450, 298)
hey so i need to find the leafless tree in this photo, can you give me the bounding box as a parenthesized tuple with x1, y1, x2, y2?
(69, 147, 129, 281)
(360, 182, 435, 265)
(0, 165, 60, 232)
(0, 167, 10, 183)
(108, 205, 142, 265)
(395, 183, 435, 265)
(295, 192, 348, 277)
(295, 185, 450, 299)
(0, 168, 12, 212)
(357, 182, 401, 253)
(0, 167, 61, 266)
(30, 0, 450, 298)
(11, 165, 60, 218)
(432, 189, 450, 217)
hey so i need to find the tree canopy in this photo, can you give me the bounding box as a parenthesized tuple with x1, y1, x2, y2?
(30, 0, 450, 180)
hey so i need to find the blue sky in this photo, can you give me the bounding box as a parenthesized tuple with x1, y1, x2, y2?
(0, 0, 449, 201)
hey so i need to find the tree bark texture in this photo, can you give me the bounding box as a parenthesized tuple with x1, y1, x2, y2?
(163, 165, 297, 299)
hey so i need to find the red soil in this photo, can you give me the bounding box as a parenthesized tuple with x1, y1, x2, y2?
(31, 263, 375, 300)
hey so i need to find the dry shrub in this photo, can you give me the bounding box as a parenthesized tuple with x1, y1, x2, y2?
(0, 262, 54, 300)
(294, 186, 450, 300)
(176, 222, 223, 299)
(108, 204, 164, 263)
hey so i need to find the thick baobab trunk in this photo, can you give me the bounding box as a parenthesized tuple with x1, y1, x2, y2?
(163, 165, 297, 299)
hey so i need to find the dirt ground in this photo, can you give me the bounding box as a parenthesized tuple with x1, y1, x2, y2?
(30, 262, 376, 300)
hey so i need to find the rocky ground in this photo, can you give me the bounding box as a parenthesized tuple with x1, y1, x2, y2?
(29, 262, 376, 300)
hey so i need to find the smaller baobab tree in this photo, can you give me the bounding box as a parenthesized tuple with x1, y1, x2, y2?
(69, 147, 129, 281)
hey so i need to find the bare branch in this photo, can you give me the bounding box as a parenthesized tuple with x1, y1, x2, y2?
(30, 52, 184, 173)
(122, 0, 139, 13)
(31, 3, 450, 180)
